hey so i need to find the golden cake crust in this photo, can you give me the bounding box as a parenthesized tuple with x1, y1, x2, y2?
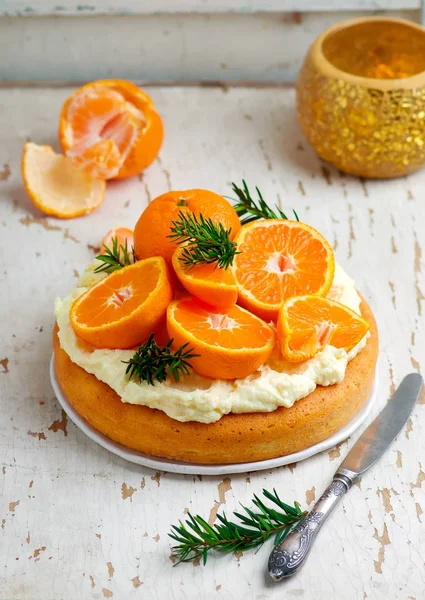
(53, 299, 378, 464)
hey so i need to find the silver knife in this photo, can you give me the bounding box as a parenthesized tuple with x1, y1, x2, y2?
(268, 372, 423, 581)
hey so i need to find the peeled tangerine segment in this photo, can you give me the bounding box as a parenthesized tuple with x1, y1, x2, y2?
(277, 295, 370, 363)
(70, 257, 173, 349)
(65, 88, 139, 151)
(21, 142, 105, 219)
(232, 219, 335, 321)
(59, 80, 164, 180)
(64, 88, 142, 179)
(167, 296, 276, 380)
(68, 139, 123, 179)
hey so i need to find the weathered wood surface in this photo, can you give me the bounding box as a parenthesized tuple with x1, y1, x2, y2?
(0, 86, 424, 599)
(0, 10, 420, 83)
(0, 0, 421, 16)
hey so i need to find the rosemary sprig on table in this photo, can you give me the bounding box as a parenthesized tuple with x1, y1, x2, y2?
(168, 211, 239, 271)
(123, 334, 199, 385)
(169, 488, 305, 565)
(94, 236, 136, 274)
(232, 180, 299, 224)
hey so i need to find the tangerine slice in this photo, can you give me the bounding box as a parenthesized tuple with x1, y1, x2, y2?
(59, 80, 163, 180)
(171, 247, 238, 309)
(70, 257, 173, 349)
(101, 227, 134, 251)
(232, 220, 335, 321)
(167, 297, 275, 380)
(277, 295, 370, 362)
(21, 142, 105, 219)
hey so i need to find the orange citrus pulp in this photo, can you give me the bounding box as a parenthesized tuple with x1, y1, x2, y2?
(232, 220, 335, 321)
(70, 257, 173, 349)
(59, 79, 163, 180)
(277, 295, 370, 362)
(167, 296, 275, 380)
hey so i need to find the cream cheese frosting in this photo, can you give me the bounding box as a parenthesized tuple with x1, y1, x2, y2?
(55, 263, 368, 424)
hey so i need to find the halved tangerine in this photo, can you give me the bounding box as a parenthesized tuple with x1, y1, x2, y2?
(277, 295, 370, 362)
(59, 79, 163, 180)
(171, 247, 238, 309)
(21, 142, 106, 219)
(167, 297, 275, 380)
(232, 220, 335, 321)
(70, 257, 173, 349)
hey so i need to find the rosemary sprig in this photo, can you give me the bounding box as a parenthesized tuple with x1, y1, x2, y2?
(94, 236, 136, 274)
(123, 334, 199, 385)
(231, 180, 299, 224)
(168, 211, 239, 271)
(169, 488, 305, 565)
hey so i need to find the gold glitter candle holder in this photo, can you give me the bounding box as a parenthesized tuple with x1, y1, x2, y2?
(297, 17, 425, 178)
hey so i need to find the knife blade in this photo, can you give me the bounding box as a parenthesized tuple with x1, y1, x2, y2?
(337, 372, 423, 478)
(268, 372, 423, 581)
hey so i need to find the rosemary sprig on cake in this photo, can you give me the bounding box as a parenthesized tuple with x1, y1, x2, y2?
(232, 180, 299, 224)
(94, 236, 137, 274)
(123, 334, 199, 385)
(169, 488, 305, 565)
(168, 211, 240, 271)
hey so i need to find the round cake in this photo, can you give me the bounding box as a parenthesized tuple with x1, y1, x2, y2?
(53, 298, 378, 465)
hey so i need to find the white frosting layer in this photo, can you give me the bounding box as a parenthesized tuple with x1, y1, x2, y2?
(55, 263, 368, 424)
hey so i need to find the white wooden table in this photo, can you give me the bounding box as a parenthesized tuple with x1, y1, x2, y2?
(1, 85, 424, 600)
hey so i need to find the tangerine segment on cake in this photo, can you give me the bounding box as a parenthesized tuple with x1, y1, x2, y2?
(59, 79, 164, 179)
(232, 220, 335, 321)
(277, 295, 370, 363)
(70, 257, 173, 349)
(167, 297, 275, 380)
(53, 297, 378, 464)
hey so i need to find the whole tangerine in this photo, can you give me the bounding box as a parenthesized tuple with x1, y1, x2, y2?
(133, 189, 241, 264)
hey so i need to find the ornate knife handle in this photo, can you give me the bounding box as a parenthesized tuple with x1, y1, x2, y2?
(268, 470, 357, 581)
